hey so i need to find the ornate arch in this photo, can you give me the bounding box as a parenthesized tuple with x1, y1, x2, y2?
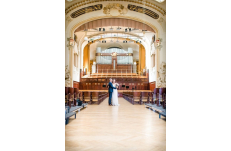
(74, 18, 155, 33)
(69, 16, 160, 39)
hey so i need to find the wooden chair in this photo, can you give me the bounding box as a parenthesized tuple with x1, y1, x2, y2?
(92, 92, 100, 104)
(133, 92, 141, 105)
(150, 92, 154, 104)
(163, 93, 166, 109)
(153, 88, 159, 105)
(141, 92, 150, 105)
(67, 93, 72, 108)
(73, 92, 77, 106)
(65, 94, 69, 106)
(65, 87, 69, 95)
(83, 92, 92, 104)
(159, 88, 166, 107)
(70, 93, 75, 107)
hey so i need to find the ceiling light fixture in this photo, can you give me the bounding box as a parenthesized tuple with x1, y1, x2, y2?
(155, 0, 165, 3)
(117, 27, 121, 30)
(84, 37, 88, 41)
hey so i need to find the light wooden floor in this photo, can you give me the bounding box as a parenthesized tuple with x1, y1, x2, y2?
(65, 97, 166, 151)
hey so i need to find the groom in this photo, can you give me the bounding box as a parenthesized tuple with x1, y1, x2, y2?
(108, 78, 117, 106)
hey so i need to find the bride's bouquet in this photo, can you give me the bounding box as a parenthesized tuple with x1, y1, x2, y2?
(115, 83, 119, 87)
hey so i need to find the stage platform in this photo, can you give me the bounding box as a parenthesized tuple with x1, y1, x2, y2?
(82, 75, 147, 78)
(91, 73, 138, 76)
(79, 90, 152, 92)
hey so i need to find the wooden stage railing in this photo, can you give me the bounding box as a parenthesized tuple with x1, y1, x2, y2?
(91, 69, 146, 77)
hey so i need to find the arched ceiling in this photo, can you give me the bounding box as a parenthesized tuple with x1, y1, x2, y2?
(84, 37, 144, 50)
(84, 31, 146, 42)
(75, 18, 155, 33)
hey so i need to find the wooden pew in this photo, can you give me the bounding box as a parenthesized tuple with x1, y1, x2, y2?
(122, 92, 133, 104)
(101, 92, 108, 103)
(128, 92, 133, 104)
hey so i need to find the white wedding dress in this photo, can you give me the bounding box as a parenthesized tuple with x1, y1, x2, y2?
(112, 84, 119, 106)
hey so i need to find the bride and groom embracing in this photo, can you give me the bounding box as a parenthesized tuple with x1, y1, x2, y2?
(107, 78, 119, 106)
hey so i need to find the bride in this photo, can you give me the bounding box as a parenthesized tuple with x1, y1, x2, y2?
(112, 79, 119, 106)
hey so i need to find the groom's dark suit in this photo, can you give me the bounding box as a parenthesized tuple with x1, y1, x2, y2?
(108, 82, 117, 105)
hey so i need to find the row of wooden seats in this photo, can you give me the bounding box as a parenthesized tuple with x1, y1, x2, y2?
(146, 88, 166, 119)
(82, 92, 108, 105)
(65, 92, 79, 108)
(122, 92, 150, 105)
(151, 88, 166, 109)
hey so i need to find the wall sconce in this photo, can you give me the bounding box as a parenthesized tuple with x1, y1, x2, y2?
(156, 38, 163, 50)
(151, 50, 155, 56)
(156, 39, 160, 46)
(67, 37, 74, 47)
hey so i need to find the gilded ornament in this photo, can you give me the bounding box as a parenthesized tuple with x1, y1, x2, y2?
(103, 3, 128, 16)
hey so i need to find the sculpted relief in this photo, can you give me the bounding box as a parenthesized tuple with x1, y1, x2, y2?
(157, 62, 166, 88)
(65, 65, 71, 87)
(103, 3, 128, 16)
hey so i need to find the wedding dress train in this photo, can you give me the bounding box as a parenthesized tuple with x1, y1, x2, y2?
(112, 84, 119, 106)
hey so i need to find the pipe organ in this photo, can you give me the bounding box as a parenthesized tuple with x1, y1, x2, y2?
(96, 47, 133, 64)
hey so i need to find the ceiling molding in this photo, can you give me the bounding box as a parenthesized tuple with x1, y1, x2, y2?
(86, 32, 144, 41)
(127, 4, 159, 19)
(65, 0, 166, 16)
(70, 4, 103, 18)
(70, 16, 160, 39)
(74, 18, 155, 33)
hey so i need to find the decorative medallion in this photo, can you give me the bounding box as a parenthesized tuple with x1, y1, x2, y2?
(111, 52, 117, 56)
(127, 4, 159, 19)
(70, 4, 103, 18)
(103, 3, 128, 16)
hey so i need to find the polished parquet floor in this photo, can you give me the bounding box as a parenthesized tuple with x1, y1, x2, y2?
(65, 97, 166, 151)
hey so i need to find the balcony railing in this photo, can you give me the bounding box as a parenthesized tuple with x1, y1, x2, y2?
(90, 69, 147, 77)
